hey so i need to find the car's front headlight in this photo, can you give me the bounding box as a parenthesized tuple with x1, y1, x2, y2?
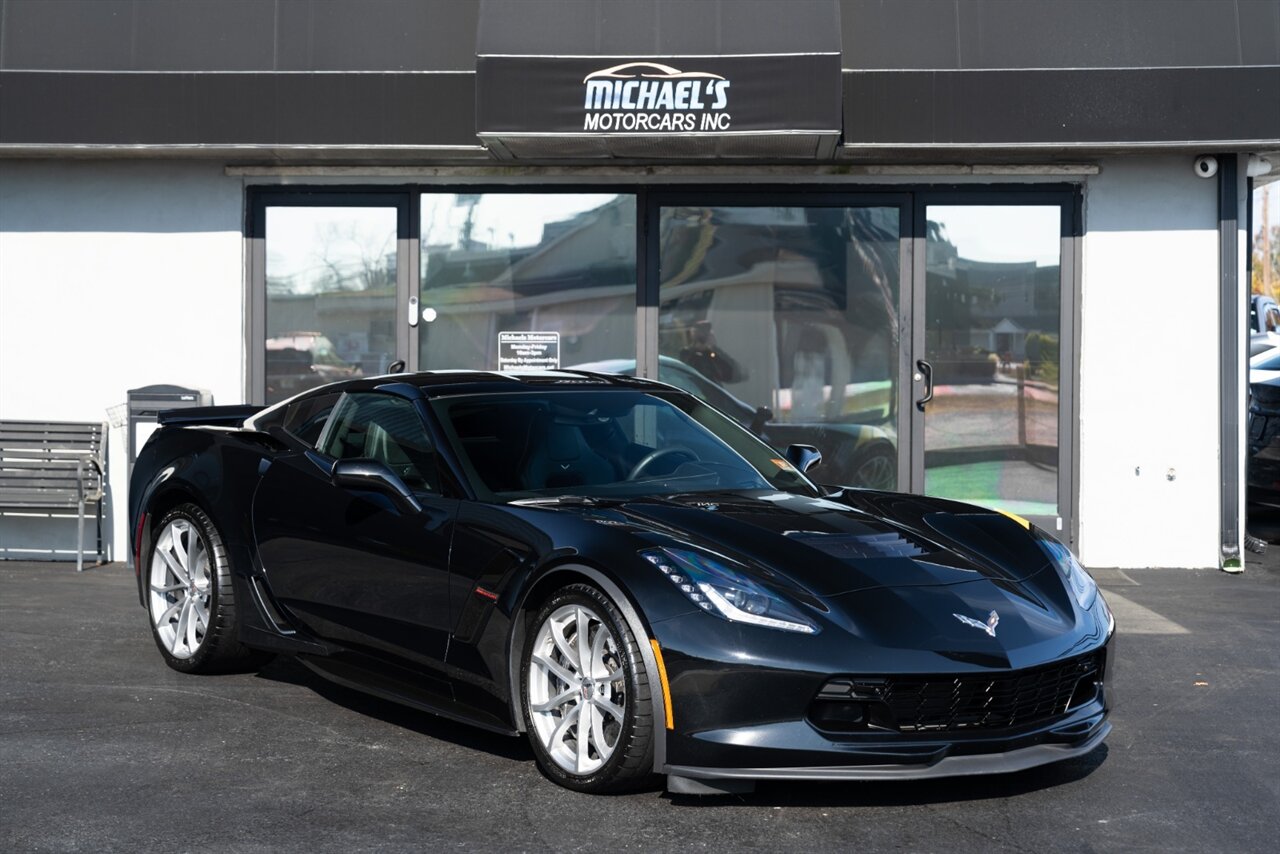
(1038, 535, 1098, 611)
(640, 547, 819, 634)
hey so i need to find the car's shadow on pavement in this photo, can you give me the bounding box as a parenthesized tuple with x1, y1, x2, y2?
(666, 746, 1108, 807)
(253, 654, 535, 764)
(253, 655, 1107, 804)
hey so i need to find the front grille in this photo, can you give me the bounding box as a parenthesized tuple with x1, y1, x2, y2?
(816, 652, 1103, 733)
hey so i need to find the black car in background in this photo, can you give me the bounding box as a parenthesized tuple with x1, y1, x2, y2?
(131, 370, 1113, 794)
(1247, 357, 1280, 510)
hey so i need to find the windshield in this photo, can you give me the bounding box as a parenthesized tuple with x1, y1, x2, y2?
(430, 389, 819, 501)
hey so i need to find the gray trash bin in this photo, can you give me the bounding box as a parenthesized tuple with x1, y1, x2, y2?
(125, 385, 212, 568)
(126, 385, 214, 477)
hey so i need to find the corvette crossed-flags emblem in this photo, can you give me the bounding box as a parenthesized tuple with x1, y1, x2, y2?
(953, 610, 1000, 637)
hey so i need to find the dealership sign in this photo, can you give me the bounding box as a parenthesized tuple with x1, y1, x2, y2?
(581, 62, 732, 132)
(475, 53, 840, 157)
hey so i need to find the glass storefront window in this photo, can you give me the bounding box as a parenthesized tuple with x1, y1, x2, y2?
(419, 194, 636, 371)
(251, 189, 1072, 530)
(923, 205, 1062, 517)
(264, 206, 399, 404)
(657, 205, 901, 489)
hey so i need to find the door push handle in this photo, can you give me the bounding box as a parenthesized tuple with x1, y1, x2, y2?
(408, 295, 419, 327)
(915, 359, 934, 411)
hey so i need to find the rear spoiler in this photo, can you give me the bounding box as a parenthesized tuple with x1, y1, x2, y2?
(158, 405, 264, 427)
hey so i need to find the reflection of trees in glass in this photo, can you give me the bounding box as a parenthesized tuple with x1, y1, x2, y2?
(1254, 185, 1278, 298)
(263, 208, 396, 404)
(925, 216, 1059, 385)
(267, 219, 395, 296)
(418, 195, 637, 371)
(1024, 332, 1059, 384)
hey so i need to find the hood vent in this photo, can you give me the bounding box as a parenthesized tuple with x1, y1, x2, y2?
(785, 530, 928, 561)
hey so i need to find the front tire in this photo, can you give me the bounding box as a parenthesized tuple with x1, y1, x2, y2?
(145, 503, 264, 674)
(521, 584, 655, 793)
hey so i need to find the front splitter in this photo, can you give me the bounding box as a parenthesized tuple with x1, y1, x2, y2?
(666, 720, 1110, 785)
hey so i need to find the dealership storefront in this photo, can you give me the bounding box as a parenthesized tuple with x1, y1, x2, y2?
(1, 0, 1277, 570)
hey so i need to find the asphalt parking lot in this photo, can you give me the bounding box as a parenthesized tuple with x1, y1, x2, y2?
(2, 555, 1278, 853)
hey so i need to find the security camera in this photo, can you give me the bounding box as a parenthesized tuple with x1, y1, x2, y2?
(1193, 155, 1219, 179)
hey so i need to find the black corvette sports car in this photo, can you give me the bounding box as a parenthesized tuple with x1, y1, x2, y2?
(131, 370, 1114, 794)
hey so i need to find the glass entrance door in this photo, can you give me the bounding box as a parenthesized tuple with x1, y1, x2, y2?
(416, 193, 637, 372)
(653, 197, 907, 489)
(256, 196, 409, 405)
(913, 202, 1071, 531)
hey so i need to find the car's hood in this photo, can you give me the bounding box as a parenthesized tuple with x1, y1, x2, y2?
(594, 489, 1058, 598)
(819, 569, 1094, 668)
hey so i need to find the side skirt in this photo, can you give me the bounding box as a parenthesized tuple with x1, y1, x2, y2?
(297, 654, 520, 737)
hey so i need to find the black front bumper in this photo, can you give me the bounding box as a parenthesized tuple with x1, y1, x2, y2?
(653, 616, 1115, 782)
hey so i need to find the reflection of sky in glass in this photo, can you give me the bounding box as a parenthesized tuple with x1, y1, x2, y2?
(422, 194, 620, 249)
(266, 207, 397, 294)
(930, 206, 1060, 266)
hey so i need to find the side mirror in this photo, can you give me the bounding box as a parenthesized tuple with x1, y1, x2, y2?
(749, 405, 774, 435)
(332, 458, 423, 514)
(784, 444, 823, 474)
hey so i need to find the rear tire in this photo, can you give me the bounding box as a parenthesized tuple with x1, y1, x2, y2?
(521, 583, 655, 793)
(145, 503, 267, 674)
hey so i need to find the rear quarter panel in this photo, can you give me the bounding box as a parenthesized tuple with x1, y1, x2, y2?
(130, 426, 281, 605)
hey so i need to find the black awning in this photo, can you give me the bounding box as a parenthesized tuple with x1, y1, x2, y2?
(0, 71, 481, 152)
(475, 0, 843, 160)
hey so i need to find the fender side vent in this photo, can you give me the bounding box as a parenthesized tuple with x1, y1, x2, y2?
(250, 576, 296, 635)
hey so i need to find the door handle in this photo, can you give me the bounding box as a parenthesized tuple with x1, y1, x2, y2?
(915, 359, 934, 411)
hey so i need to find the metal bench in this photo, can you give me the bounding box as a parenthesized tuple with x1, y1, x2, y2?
(0, 420, 107, 570)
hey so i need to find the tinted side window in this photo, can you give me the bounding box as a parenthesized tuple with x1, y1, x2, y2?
(283, 392, 342, 447)
(320, 393, 438, 491)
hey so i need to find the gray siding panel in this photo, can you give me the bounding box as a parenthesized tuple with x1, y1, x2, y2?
(477, 0, 841, 56)
(0, 0, 479, 72)
(274, 0, 478, 71)
(1, 0, 138, 71)
(839, 0, 1280, 70)
(2, 0, 1276, 74)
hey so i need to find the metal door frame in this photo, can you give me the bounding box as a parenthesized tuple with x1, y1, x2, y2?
(909, 188, 1081, 541)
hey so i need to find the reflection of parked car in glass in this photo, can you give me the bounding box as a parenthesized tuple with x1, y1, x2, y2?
(1250, 346, 1280, 385)
(1248, 350, 1280, 508)
(570, 356, 897, 489)
(1250, 295, 1280, 355)
(265, 332, 363, 397)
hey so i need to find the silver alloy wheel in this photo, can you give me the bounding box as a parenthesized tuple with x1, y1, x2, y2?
(854, 452, 896, 490)
(527, 603, 627, 776)
(148, 517, 212, 660)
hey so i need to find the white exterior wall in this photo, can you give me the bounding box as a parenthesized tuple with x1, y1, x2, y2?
(1077, 155, 1223, 568)
(0, 161, 245, 558)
